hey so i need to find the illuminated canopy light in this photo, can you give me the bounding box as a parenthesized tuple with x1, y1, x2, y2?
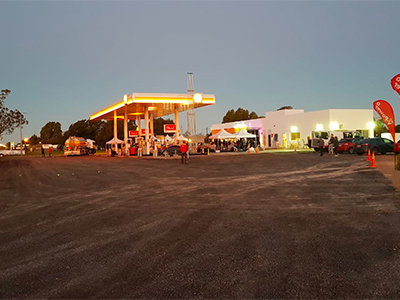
(200, 99, 215, 104)
(316, 124, 324, 131)
(133, 98, 192, 104)
(367, 121, 375, 130)
(193, 93, 203, 103)
(90, 92, 215, 120)
(90, 102, 125, 120)
(330, 121, 339, 131)
(290, 126, 298, 133)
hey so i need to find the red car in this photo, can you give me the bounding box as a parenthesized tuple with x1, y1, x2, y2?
(337, 138, 359, 154)
(395, 140, 400, 154)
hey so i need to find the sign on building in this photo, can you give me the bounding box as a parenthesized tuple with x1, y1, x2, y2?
(164, 124, 176, 133)
(129, 129, 152, 137)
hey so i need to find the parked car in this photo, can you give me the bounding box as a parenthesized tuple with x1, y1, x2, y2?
(355, 137, 394, 155)
(161, 145, 182, 156)
(395, 140, 400, 154)
(337, 138, 360, 154)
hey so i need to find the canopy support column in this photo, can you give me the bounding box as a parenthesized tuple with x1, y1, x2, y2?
(137, 116, 141, 137)
(114, 110, 117, 155)
(145, 106, 150, 155)
(150, 112, 154, 139)
(124, 104, 128, 155)
(174, 106, 179, 145)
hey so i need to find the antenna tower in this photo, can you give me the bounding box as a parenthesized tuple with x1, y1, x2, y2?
(187, 73, 196, 140)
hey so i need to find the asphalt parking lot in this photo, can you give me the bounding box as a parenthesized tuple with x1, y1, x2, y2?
(1, 151, 400, 299)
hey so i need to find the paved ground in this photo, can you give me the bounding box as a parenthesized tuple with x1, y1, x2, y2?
(374, 154, 400, 191)
(1, 151, 400, 299)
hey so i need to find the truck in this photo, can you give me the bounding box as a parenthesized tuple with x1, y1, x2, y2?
(0, 150, 25, 158)
(64, 136, 97, 156)
(309, 130, 363, 152)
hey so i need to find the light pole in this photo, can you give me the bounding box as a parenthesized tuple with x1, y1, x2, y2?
(20, 112, 27, 155)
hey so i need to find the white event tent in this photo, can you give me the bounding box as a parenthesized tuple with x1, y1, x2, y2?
(209, 128, 234, 139)
(233, 128, 256, 139)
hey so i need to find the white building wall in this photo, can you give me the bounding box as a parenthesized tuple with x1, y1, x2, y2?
(211, 109, 374, 149)
(328, 109, 374, 137)
(263, 110, 330, 148)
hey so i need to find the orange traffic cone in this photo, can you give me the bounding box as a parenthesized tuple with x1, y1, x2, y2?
(248, 147, 250, 154)
(370, 152, 377, 168)
(367, 149, 371, 161)
(294, 147, 297, 152)
(256, 147, 259, 153)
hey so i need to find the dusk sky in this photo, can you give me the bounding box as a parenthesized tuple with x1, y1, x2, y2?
(1, 0, 400, 143)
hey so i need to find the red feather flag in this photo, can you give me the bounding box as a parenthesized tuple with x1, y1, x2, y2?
(373, 100, 396, 141)
(391, 74, 400, 97)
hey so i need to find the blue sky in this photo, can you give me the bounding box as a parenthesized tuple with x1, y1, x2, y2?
(1, 0, 400, 143)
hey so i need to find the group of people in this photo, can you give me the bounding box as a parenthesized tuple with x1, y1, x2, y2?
(41, 147, 52, 157)
(318, 134, 339, 157)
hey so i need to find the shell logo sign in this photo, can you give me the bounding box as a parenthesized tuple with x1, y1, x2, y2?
(129, 129, 152, 137)
(163, 124, 176, 133)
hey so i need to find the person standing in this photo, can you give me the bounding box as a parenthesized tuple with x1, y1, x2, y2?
(41, 147, 45, 157)
(333, 136, 339, 157)
(318, 137, 324, 156)
(49, 147, 52, 158)
(328, 134, 334, 155)
(180, 141, 188, 164)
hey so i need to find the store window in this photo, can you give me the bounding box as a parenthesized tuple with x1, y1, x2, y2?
(291, 132, 300, 141)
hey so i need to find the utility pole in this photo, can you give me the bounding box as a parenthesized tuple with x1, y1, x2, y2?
(20, 112, 26, 155)
(20, 116, 22, 155)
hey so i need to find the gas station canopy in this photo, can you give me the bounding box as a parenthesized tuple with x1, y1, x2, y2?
(89, 92, 215, 120)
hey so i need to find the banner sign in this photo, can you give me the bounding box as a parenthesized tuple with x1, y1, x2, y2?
(391, 74, 400, 97)
(129, 130, 139, 137)
(164, 124, 176, 133)
(373, 100, 396, 141)
(141, 129, 151, 135)
(129, 129, 152, 137)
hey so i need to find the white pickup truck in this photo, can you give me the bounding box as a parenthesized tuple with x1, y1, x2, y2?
(0, 150, 25, 157)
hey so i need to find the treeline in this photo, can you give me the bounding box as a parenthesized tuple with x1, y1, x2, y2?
(28, 118, 174, 148)
(222, 108, 259, 123)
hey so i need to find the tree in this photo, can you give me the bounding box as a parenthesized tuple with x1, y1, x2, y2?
(29, 134, 41, 146)
(222, 108, 258, 123)
(0, 89, 28, 140)
(65, 119, 138, 148)
(153, 117, 174, 135)
(249, 111, 259, 119)
(277, 106, 293, 111)
(374, 117, 388, 137)
(40, 121, 63, 144)
(222, 109, 235, 123)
